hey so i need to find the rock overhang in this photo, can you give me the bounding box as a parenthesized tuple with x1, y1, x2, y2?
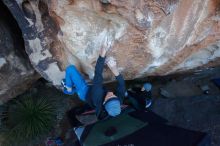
(1, 0, 220, 87)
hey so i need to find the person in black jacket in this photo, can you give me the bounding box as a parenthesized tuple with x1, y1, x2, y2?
(125, 83, 152, 110)
(85, 46, 126, 119)
(63, 46, 126, 127)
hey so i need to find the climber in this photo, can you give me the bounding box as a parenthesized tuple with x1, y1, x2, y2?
(61, 42, 126, 126)
(62, 39, 152, 127)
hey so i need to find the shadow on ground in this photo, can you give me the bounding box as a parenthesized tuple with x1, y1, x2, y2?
(151, 95, 220, 146)
(148, 67, 220, 146)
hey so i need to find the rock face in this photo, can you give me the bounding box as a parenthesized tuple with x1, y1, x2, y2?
(2, 0, 220, 87)
(0, 0, 40, 103)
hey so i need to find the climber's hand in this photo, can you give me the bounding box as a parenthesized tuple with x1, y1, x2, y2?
(100, 46, 107, 57)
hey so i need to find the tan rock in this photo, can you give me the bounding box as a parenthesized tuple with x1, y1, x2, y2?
(2, 0, 220, 87)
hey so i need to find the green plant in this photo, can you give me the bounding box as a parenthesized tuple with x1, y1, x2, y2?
(1, 95, 56, 145)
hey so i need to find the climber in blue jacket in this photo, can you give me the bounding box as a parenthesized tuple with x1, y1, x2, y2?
(62, 45, 126, 122)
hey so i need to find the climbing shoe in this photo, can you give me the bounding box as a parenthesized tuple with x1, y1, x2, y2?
(61, 79, 75, 95)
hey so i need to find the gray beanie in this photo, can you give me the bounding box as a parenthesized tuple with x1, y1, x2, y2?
(104, 98, 121, 117)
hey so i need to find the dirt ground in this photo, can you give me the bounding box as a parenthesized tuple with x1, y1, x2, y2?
(2, 66, 219, 146)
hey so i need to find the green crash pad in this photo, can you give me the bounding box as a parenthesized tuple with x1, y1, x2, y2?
(83, 114, 147, 146)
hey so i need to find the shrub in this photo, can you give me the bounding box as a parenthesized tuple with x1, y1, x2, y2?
(1, 95, 56, 145)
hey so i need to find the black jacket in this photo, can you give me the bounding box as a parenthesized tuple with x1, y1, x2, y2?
(85, 56, 126, 119)
(127, 87, 152, 110)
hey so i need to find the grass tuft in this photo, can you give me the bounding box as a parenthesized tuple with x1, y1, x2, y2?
(1, 95, 56, 145)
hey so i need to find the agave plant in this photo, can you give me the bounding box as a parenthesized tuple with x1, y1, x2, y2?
(1, 95, 56, 145)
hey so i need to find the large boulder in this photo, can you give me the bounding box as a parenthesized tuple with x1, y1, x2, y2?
(2, 0, 220, 87)
(0, 0, 40, 103)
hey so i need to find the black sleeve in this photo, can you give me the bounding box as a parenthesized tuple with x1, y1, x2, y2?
(93, 56, 105, 85)
(90, 56, 106, 118)
(115, 74, 126, 103)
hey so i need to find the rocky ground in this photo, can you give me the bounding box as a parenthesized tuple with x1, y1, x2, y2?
(1, 67, 220, 146)
(152, 95, 220, 146)
(150, 67, 220, 146)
